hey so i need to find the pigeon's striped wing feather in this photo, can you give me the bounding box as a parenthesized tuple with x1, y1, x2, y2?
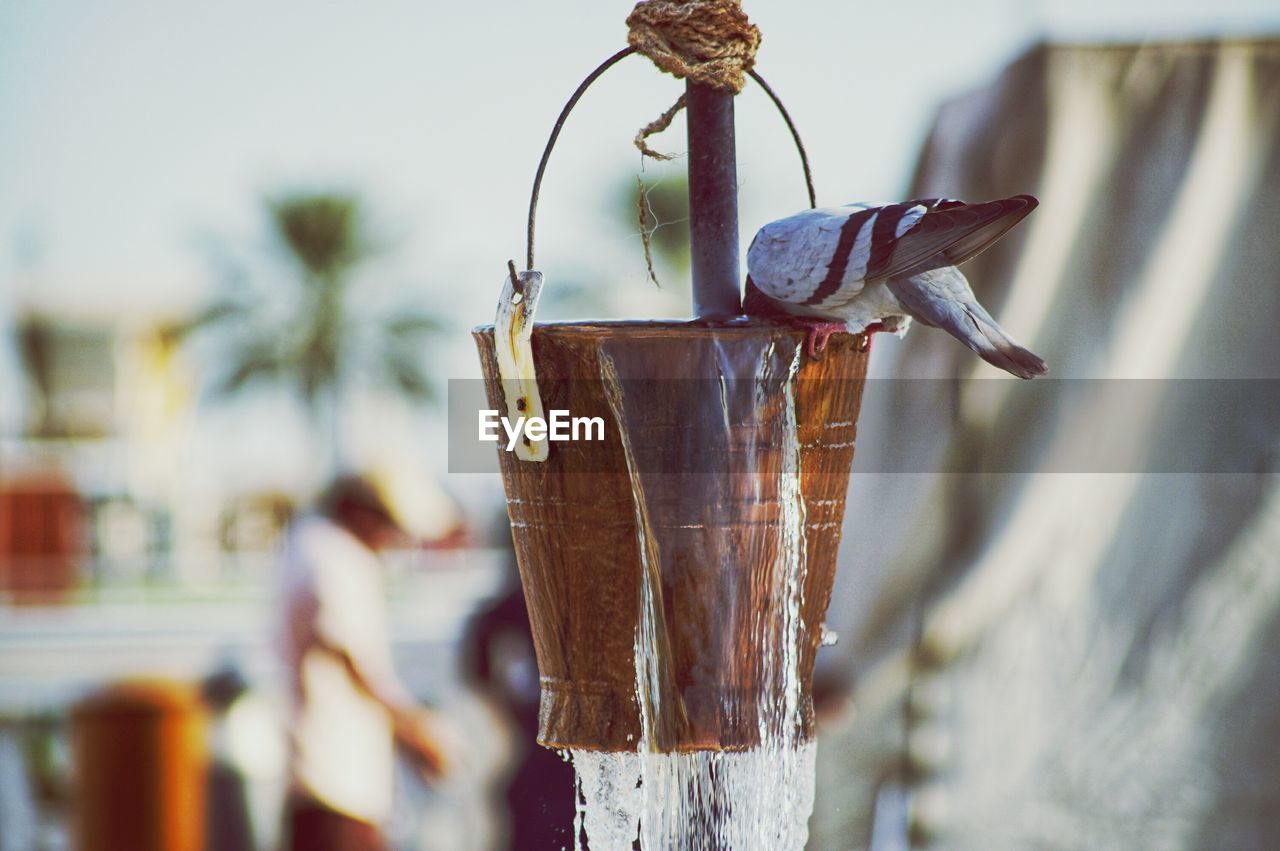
(866, 195, 1038, 282)
(746, 207, 874, 305)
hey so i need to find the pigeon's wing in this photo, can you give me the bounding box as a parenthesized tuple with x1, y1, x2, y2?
(746, 206, 881, 306)
(864, 195, 1038, 283)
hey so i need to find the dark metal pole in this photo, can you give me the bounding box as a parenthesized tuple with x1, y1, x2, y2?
(685, 81, 742, 319)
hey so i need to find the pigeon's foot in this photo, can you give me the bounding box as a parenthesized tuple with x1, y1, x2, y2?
(857, 322, 889, 353)
(787, 319, 847, 360)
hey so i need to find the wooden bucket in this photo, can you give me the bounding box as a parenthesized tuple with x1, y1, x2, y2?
(475, 321, 868, 753)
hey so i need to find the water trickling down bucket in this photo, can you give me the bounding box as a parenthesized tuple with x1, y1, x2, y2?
(475, 321, 869, 848)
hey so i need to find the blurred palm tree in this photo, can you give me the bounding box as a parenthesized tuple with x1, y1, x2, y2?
(185, 192, 445, 471)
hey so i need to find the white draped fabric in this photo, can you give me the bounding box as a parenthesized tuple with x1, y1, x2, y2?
(815, 40, 1280, 850)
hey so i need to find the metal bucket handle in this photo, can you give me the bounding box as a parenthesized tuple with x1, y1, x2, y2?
(522, 46, 817, 272)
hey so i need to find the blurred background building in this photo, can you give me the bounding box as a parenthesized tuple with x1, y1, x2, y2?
(815, 38, 1280, 851)
(2, 1, 1278, 849)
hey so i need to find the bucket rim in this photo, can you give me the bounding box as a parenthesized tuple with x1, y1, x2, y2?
(472, 317, 802, 339)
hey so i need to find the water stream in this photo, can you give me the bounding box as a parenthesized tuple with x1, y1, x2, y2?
(569, 336, 817, 850)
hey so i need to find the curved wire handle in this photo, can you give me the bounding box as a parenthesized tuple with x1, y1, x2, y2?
(747, 68, 816, 211)
(524, 48, 817, 271)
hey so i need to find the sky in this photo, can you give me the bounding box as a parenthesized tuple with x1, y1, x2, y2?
(1, 0, 1278, 483)
(0, 2, 1029, 314)
(5, 2, 1276, 310)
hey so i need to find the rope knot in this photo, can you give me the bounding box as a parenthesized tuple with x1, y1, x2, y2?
(626, 0, 761, 94)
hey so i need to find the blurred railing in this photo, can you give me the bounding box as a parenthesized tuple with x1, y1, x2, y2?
(0, 548, 508, 714)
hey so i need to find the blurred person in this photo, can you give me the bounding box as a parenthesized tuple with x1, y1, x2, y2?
(279, 474, 451, 851)
(460, 527, 575, 851)
(201, 665, 255, 851)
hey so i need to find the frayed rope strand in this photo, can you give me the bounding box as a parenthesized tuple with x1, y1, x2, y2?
(637, 176, 663, 288)
(634, 94, 687, 161)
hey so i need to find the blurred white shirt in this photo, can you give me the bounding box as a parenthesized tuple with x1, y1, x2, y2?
(279, 514, 410, 825)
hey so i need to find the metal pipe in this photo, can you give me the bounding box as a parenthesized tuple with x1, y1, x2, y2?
(685, 81, 742, 319)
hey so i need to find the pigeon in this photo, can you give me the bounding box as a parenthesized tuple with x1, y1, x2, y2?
(744, 195, 1048, 378)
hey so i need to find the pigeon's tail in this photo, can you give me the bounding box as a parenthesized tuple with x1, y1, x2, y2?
(887, 269, 1048, 379)
(958, 306, 1048, 379)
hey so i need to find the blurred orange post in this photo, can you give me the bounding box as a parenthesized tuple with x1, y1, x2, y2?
(71, 680, 209, 851)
